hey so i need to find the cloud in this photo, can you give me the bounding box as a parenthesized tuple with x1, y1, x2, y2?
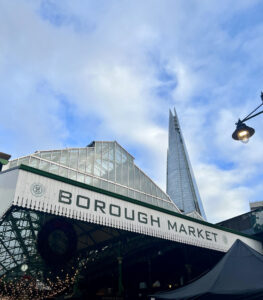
(195, 163, 254, 223)
(1, 0, 263, 223)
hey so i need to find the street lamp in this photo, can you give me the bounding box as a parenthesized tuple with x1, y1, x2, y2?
(232, 92, 263, 143)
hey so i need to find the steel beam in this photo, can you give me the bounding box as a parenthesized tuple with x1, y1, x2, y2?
(9, 213, 31, 262)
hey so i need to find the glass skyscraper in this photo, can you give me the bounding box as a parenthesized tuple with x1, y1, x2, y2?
(167, 109, 206, 219)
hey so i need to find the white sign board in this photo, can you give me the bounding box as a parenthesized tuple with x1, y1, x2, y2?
(0, 169, 19, 217)
(5, 168, 263, 254)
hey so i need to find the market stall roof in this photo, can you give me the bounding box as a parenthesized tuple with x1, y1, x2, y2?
(151, 239, 263, 300)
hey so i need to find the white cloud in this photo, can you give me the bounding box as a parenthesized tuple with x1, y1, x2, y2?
(1, 0, 263, 223)
(195, 163, 253, 223)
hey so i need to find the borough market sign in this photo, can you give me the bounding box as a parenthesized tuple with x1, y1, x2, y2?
(58, 189, 218, 243)
(1, 166, 262, 254)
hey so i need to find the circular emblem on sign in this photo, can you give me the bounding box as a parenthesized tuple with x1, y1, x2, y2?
(30, 183, 45, 197)
(222, 235, 228, 244)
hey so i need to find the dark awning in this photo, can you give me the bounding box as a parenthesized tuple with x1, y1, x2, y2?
(151, 239, 263, 299)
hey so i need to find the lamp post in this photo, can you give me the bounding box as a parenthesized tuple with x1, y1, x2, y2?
(232, 92, 263, 143)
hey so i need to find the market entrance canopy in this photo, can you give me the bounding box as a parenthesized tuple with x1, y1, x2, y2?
(151, 239, 263, 299)
(0, 165, 262, 255)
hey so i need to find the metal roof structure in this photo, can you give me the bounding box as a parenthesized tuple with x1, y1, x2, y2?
(3, 141, 180, 214)
(0, 208, 42, 278)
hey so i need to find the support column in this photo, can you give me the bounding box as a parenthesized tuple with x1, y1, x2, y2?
(148, 258, 152, 291)
(117, 256, 124, 296)
(185, 264, 192, 282)
(183, 245, 192, 283)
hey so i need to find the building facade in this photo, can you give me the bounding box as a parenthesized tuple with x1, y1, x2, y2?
(0, 141, 261, 299)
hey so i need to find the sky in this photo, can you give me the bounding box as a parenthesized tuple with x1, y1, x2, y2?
(1, 0, 263, 223)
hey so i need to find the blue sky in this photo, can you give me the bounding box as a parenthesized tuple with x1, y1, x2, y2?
(1, 0, 263, 223)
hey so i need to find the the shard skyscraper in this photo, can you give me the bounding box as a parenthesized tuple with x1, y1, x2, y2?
(167, 109, 206, 220)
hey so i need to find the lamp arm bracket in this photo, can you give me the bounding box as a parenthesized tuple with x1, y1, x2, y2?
(241, 93, 263, 122)
(242, 96, 263, 122)
(242, 109, 263, 122)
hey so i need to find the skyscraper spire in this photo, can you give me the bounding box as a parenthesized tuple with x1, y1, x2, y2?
(167, 109, 206, 219)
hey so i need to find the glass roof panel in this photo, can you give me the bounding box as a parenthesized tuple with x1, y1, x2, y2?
(2, 141, 180, 212)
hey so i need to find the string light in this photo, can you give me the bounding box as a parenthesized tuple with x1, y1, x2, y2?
(0, 256, 85, 300)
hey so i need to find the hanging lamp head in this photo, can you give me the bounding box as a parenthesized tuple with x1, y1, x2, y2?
(232, 119, 255, 143)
